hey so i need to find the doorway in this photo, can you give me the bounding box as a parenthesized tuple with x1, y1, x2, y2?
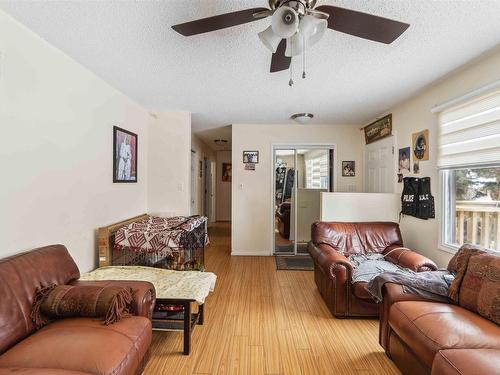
(273, 146, 335, 255)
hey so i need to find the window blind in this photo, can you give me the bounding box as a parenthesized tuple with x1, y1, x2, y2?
(438, 89, 500, 168)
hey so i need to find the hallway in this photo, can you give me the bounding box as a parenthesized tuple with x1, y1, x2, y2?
(145, 222, 400, 375)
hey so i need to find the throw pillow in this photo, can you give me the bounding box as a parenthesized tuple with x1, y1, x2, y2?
(447, 244, 485, 303)
(458, 253, 500, 325)
(31, 284, 133, 328)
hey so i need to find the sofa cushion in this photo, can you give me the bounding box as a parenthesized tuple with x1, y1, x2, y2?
(0, 245, 80, 355)
(459, 252, 500, 325)
(311, 221, 402, 255)
(431, 349, 500, 375)
(0, 369, 92, 375)
(389, 301, 500, 368)
(0, 317, 151, 375)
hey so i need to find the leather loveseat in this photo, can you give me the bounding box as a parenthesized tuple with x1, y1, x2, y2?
(379, 263, 500, 374)
(308, 222, 438, 318)
(0, 245, 156, 375)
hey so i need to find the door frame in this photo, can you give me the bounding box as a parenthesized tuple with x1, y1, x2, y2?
(270, 144, 337, 256)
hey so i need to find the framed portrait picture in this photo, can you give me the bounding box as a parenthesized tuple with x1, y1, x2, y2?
(243, 151, 259, 164)
(113, 126, 138, 183)
(363, 114, 392, 144)
(342, 161, 355, 177)
(398, 147, 411, 173)
(222, 163, 232, 182)
(412, 129, 429, 161)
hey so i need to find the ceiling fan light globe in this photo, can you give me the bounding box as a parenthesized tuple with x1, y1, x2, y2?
(299, 16, 327, 47)
(258, 26, 282, 53)
(271, 6, 299, 38)
(285, 33, 304, 57)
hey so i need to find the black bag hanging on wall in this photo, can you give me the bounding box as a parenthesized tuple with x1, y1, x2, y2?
(401, 177, 435, 220)
(401, 177, 419, 216)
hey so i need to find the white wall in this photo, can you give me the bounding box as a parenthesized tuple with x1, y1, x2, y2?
(147, 110, 191, 217)
(387, 47, 500, 267)
(191, 134, 217, 216)
(216, 150, 232, 221)
(321, 193, 400, 222)
(0, 11, 150, 272)
(231, 123, 363, 255)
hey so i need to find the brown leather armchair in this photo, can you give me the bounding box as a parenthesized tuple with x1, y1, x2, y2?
(0, 245, 155, 375)
(308, 222, 437, 318)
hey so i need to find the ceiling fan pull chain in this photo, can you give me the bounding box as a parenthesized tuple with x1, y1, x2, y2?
(289, 39, 294, 86)
(302, 33, 306, 79)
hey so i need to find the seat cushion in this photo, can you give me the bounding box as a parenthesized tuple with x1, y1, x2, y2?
(389, 301, 500, 368)
(0, 369, 92, 375)
(0, 317, 151, 375)
(431, 349, 500, 375)
(353, 282, 374, 300)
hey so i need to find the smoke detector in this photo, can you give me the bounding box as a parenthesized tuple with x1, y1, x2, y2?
(291, 113, 314, 124)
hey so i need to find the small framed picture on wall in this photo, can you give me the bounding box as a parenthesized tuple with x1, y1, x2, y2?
(113, 126, 138, 183)
(342, 161, 355, 177)
(243, 151, 259, 164)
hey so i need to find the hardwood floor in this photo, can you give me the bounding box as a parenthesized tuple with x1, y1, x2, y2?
(144, 223, 401, 375)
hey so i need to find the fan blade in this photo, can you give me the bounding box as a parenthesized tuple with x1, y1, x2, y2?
(172, 7, 269, 36)
(315, 5, 409, 44)
(270, 39, 291, 73)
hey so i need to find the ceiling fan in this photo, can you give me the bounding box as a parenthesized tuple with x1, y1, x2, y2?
(172, 0, 409, 76)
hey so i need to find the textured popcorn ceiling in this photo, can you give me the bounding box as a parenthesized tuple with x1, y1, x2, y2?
(1, 0, 500, 137)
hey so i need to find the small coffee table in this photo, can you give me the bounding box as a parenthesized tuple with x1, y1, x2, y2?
(152, 298, 204, 355)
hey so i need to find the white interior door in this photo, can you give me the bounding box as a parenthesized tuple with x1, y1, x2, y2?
(209, 161, 216, 222)
(364, 136, 395, 193)
(190, 151, 197, 215)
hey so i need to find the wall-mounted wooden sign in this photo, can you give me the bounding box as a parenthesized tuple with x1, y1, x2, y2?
(364, 114, 392, 144)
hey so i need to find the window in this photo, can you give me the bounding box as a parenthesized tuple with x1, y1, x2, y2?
(439, 89, 500, 252)
(305, 153, 328, 189)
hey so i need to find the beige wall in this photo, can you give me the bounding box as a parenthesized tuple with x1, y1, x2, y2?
(147, 110, 191, 217)
(191, 134, 217, 217)
(231, 123, 363, 255)
(0, 11, 150, 272)
(386, 47, 500, 267)
(216, 150, 232, 221)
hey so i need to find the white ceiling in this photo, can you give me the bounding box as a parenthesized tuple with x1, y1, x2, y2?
(2, 0, 500, 140)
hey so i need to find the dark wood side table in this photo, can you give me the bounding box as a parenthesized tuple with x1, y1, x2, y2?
(152, 298, 204, 355)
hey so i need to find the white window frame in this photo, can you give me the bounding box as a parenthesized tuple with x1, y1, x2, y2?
(440, 165, 500, 253)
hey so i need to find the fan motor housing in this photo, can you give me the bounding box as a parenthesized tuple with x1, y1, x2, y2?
(268, 0, 317, 11)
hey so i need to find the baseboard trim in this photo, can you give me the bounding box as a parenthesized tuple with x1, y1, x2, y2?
(231, 250, 271, 257)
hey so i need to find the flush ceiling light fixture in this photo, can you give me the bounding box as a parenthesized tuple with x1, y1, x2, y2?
(291, 113, 314, 124)
(172, 0, 410, 86)
(213, 139, 228, 146)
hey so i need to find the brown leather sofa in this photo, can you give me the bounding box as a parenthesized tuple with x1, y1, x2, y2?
(380, 284, 500, 375)
(0, 245, 156, 375)
(308, 222, 438, 318)
(276, 201, 291, 239)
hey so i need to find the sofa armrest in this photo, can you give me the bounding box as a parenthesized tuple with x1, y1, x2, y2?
(383, 245, 438, 272)
(308, 242, 353, 281)
(70, 280, 156, 320)
(379, 282, 435, 351)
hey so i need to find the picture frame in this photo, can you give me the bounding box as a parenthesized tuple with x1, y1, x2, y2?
(412, 129, 429, 161)
(113, 126, 138, 183)
(363, 114, 392, 144)
(398, 146, 411, 173)
(243, 151, 259, 164)
(342, 161, 355, 177)
(222, 163, 232, 182)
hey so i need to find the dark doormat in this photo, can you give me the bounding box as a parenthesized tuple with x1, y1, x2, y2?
(275, 255, 314, 271)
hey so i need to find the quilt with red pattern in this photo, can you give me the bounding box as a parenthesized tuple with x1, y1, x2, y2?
(114, 215, 208, 255)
